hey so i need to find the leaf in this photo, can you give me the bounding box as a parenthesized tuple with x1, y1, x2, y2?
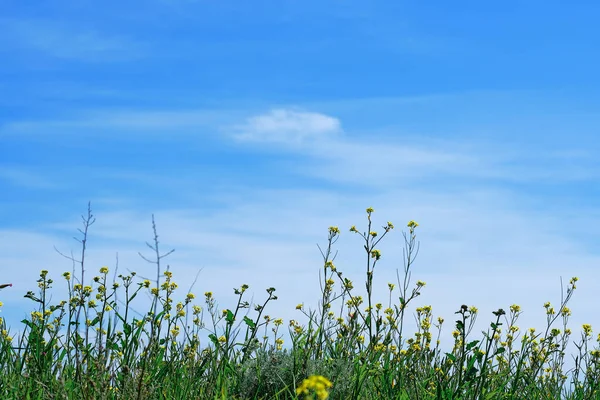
(243, 316, 256, 329)
(123, 322, 132, 336)
(466, 340, 480, 351)
(155, 311, 166, 323)
(445, 353, 456, 362)
(226, 309, 235, 324)
(467, 355, 477, 370)
(21, 319, 34, 329)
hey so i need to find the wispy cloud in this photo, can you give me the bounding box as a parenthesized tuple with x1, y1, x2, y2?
(230, 108, 342, 145)
(225, 106, 600, 186)
(0, 167, 62, 190)
(1, 18, 144, 62)
(1, 109, 238, 137)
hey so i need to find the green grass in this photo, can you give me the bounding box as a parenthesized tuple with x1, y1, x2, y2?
(0, 204, 599, 399)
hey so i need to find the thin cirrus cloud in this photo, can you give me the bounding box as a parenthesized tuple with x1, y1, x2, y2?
(0, 109, 238, 138)
(230, 108, 343, 145)
(1, 18, 144, 62)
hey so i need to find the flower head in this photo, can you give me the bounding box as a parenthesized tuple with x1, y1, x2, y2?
(296, 375, 333, 400)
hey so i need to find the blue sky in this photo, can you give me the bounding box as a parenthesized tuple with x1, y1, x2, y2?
(1, 0, 600, 353)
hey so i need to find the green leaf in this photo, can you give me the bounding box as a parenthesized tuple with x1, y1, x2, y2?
(123, 322, 132, 336)
(467, 355, 477, 370)
(226, 309, 235, 324)
(466, 340, 480, 351)
(445, 353, 456, 362)
(154, 311, 165, 323)
(21, 319, 34, 329)
(243, 316, 256, 329)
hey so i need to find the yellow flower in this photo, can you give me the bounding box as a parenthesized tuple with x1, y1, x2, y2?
(296, 375, 333, 400)
(583, 324, 593, 337)
(99, 266, 109, 274)
(186, 293, 195, 300)
(407, 220, 419, 229)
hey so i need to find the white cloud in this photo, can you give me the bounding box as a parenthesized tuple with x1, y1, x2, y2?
(0, 167, 63, 189)
(1, 18, 144, 62)
(0, 109, 238, 137)
(231, 108, 342, 145)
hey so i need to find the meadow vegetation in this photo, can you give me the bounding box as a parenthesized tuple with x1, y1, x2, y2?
(0, 204, 599, 399)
